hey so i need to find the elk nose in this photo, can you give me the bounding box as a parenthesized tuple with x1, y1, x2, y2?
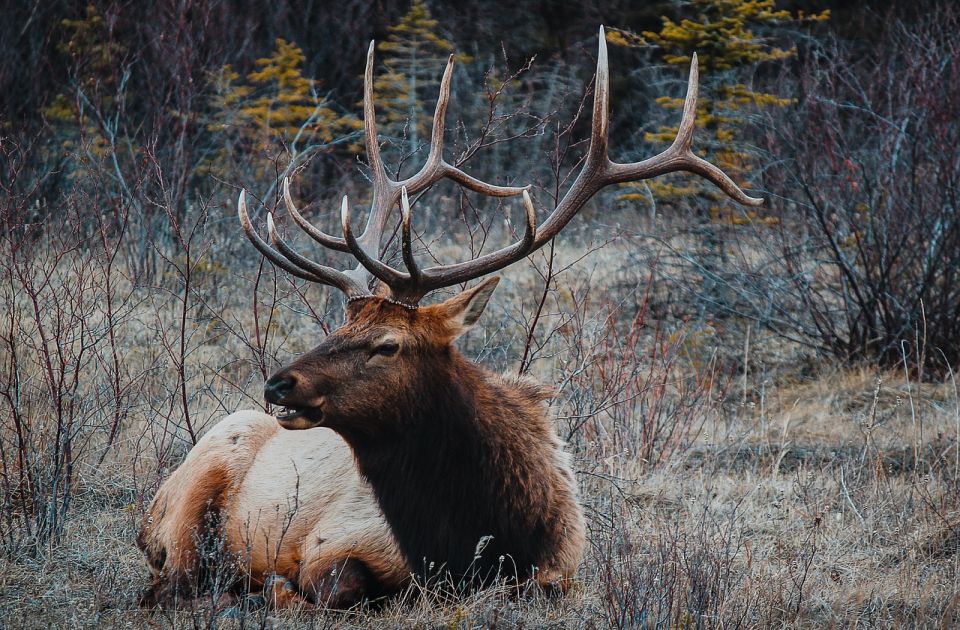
(264, 374, 296, 404)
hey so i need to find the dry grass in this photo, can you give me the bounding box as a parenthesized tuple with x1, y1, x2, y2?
(2, 226, 959, 629)
(3, 364, 959, 628)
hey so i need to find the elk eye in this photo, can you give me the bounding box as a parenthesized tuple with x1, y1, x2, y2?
(372, 341, 399, 357)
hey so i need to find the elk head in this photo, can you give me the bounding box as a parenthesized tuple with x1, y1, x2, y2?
(261, 276, 500, 434)
(239, 27, 763, 433)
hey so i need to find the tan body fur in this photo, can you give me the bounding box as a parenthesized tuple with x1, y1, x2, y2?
(138, 410, 407, 607)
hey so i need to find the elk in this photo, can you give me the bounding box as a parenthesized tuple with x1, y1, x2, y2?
(140, 27, 761, 609)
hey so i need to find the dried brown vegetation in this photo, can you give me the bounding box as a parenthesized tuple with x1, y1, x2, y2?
(2, 1, 960, 628)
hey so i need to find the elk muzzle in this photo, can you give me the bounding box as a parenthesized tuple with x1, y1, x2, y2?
(264, 372, 325, 430)
(264, 374, 296, 404)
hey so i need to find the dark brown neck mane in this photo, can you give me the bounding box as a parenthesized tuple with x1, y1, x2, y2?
(330, 349, 579, 588)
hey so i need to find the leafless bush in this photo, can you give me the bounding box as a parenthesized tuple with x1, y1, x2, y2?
(0, 138, 139, 553)
(730, 6, 960, 373)
(595, 498, 752, 629)
(557, 279, 719, 472)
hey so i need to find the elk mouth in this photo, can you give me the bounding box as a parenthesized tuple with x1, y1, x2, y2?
(275, 404, 325, 430)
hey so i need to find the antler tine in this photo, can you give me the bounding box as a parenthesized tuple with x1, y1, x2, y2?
(400, 54, 528, 199)
(341, 195, 409, 287)
(265, 213, 365, 293)
(442, 169, 529, 197)
(674, 54, 763, 205)
(604, 53, 764, 206)
(674, 52, 700, 153)
(355, 41, 396, 256)
(238, 191, 366, 295)
(362, 41, 388, 189)
(399, 187, 422, 282)
(283, 178, 350, 253)
(400, 55, 454, 194)
(588, 25, 611, 165)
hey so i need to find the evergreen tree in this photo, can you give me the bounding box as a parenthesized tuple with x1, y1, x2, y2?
(374, 0, 466, 159)
(43, 5, 126, 164)
(609, 0, 827, 223)
(210, 38, 361, 164)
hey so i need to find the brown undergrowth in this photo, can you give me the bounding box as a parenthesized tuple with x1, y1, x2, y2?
(1, 230, 958, 627)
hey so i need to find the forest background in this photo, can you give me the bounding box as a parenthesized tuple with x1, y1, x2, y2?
(2, 0, 960, 627)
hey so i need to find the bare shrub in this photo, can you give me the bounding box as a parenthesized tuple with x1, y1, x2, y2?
(0, 139, 138, 553)
(554, 282, 719, 473)
(732, 6, 960, 372)
(595, 498, 751, 629)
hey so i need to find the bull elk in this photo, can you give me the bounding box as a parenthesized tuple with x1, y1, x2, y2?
(139, 27, 762, 609)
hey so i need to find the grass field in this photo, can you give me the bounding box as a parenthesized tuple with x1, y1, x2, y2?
(2, 236, 958, 629)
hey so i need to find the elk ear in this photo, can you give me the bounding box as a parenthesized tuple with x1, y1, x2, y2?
(438, 276, 500, 338)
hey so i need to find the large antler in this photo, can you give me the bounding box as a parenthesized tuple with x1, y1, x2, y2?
(238, 41, 527, 301)
(239, 27, 763, 305)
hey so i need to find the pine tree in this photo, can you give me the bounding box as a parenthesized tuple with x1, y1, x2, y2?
(609, 0, 827, 223)
(43, 5, 126, 161)
(210, 38, 361, 161)
(374, 0, 466, 159)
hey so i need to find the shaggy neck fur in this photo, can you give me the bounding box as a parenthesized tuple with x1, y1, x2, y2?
(332, 349, 582, 587)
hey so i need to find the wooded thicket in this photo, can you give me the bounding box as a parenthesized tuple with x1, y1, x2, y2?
(6, 0, 958, 369)
(3, 2, 960, 627)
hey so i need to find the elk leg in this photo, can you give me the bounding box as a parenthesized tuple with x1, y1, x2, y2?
(533, 566, 574, 597)
(262, 575, 313, 609)
(298, 556, 376, 609)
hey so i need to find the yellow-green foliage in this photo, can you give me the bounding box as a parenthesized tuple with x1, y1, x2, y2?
(210, 38, 361, 155)
(610, 0, 827, 223)
(56, 4, 124, 78)
(374, 0, 466, 155)
(43, 5, 127, 169)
